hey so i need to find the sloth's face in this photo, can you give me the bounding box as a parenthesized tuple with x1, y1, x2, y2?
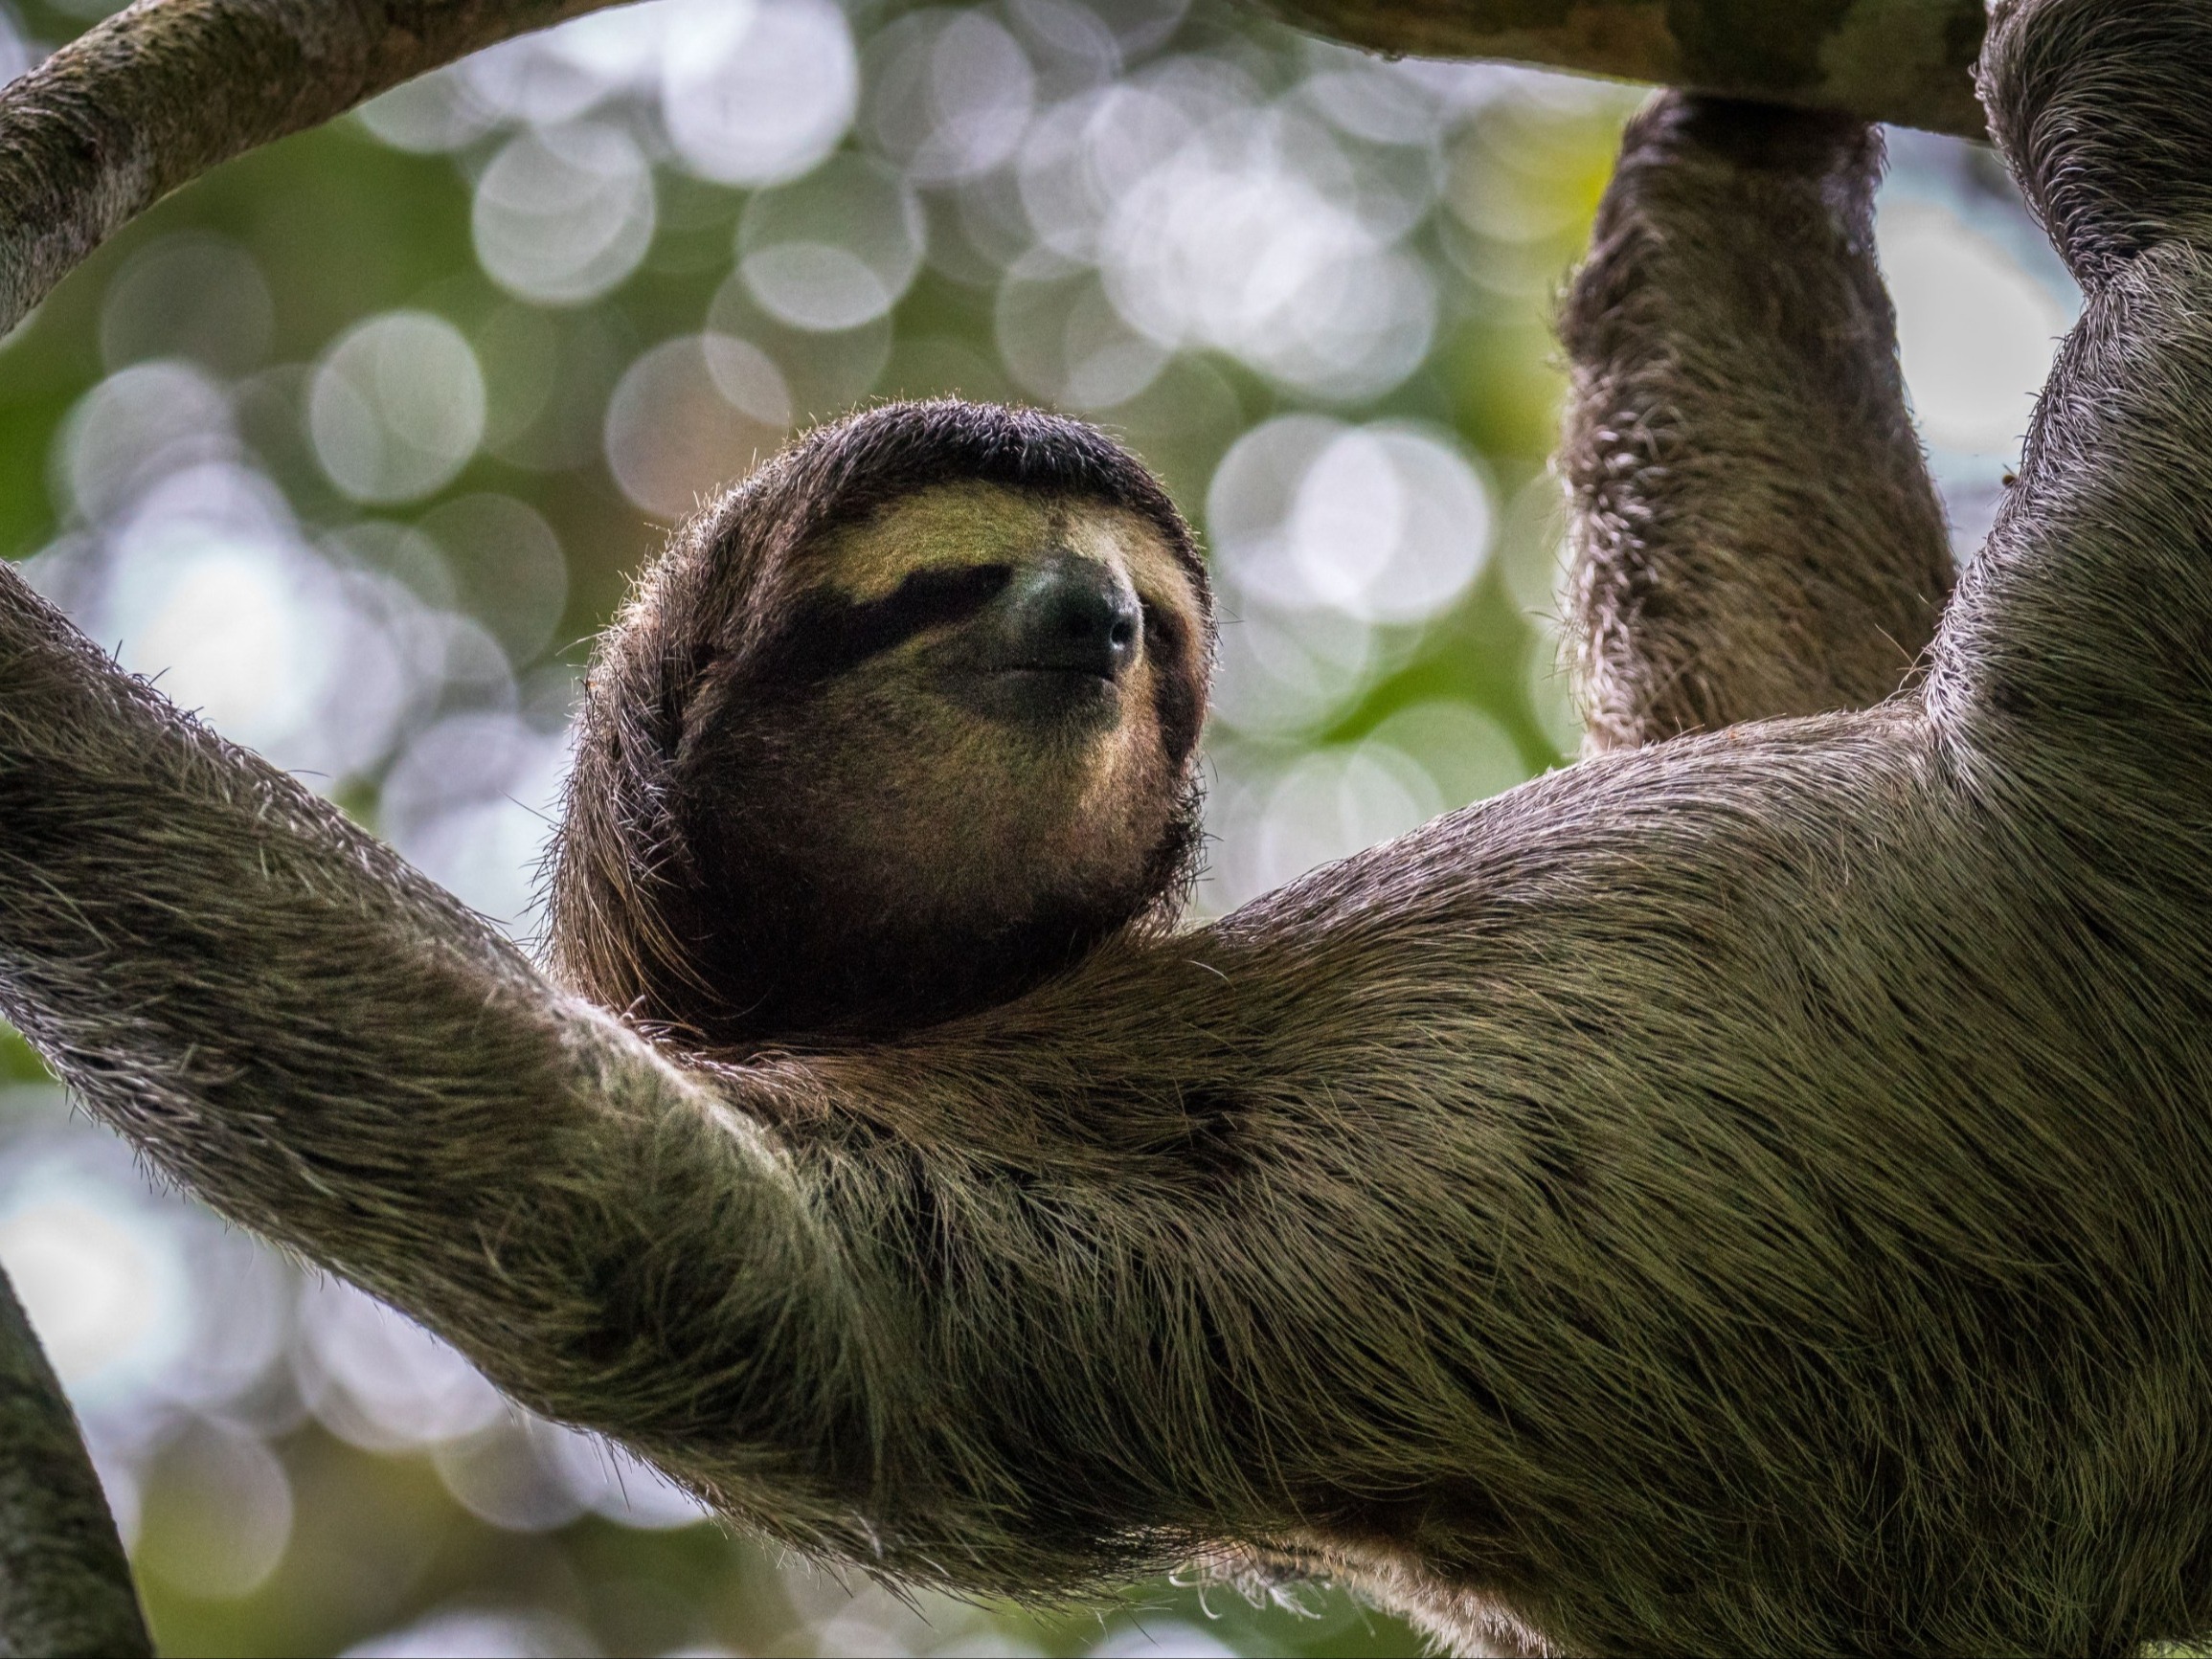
(744, 482, 1208, 945)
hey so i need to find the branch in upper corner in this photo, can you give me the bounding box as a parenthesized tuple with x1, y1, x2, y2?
(0, 1267, 149, 1659)
(0, 0, 631, 337)
(1255, 0, 1990, 138)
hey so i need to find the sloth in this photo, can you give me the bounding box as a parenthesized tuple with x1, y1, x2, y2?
(7, 0, 2212, 1652)
(545, 400, 1212, 1056)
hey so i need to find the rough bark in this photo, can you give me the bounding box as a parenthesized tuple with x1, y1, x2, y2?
(0, 1272, 149, 1659)
(0, 0, 630, 338)
(1267, 0, 1988, 138)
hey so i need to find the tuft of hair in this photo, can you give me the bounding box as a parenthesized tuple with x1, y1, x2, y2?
(545, 398, 1208, 1055)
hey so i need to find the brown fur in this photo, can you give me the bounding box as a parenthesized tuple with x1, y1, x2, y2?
(7, 4, 2212, 1652)
(1561, 99, 1957, 751)
(546, 400, 1211, 1055)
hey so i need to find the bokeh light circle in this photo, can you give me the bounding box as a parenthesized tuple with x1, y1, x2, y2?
(1882, 198, 2069, 453)
(603, 333, 792, 519)
(866, 9, 1038, 184)
(471, 121, 657, 306)
(1208, 415, 1493, 623)
(738, 151, 926, 332)
(661, 0, 859, 186)
(309, 311, 486, 504)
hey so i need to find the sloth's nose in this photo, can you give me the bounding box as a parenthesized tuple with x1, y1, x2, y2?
(1001, 553, 1141, 681)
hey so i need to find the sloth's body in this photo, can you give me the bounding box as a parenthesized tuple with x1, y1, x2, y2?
(3, 0, 2212, 1652)
(548, 406, 1211, 1055)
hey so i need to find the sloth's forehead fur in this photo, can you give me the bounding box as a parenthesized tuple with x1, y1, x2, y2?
(804, 480, 1204, 626)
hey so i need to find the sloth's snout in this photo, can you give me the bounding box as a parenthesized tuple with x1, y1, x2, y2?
(1000, 553, 1140, 682)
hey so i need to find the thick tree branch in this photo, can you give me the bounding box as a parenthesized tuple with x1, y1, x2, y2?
(0, 0, 1986, 340)
(0, 0, 629, 337)
(0, 1270, 149, 1659)
(1266, 0, 1988, 138)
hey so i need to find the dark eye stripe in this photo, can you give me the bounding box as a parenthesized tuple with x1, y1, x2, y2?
(750, 564, 1014, 687)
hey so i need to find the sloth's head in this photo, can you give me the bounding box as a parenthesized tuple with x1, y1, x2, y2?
(549, 400, 1212, 1054)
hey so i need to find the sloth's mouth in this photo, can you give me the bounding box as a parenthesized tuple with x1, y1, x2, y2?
(994, 663, 1117, 684)
(947, 662, 1122, 727)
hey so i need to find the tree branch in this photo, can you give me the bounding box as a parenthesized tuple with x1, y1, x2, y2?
(0, 1268, 149, 1659)
(1265, 0, 1988, 138)
(0, 0, 629, 337)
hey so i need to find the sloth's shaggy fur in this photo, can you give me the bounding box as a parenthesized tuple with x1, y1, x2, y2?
(1, 1, 2209, 1650)
(1560, 98, 1958, 751)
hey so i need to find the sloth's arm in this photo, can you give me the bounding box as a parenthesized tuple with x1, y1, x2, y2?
(1560, 94, 1955, 751)
(0, 567, 911, 1548)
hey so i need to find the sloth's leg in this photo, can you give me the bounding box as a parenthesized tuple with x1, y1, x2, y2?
(1980, 0, 2212, 289)
(1559, 94, 1955, 752)
(1938, 0, 2212, 805)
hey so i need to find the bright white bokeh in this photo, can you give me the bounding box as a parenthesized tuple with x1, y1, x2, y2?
(1009, 66, 1442, 399)
(1017, 82, 1201, 265)
(1208, 415, 1494, 623)
(738, 151, 926, 332)
(707, 273, 895, 415)
(33, 462, 424, 784)
(1208, 601, 1386, 738)
(865, 9, 1038, 184)
(431, 1415, 711, 1534)
(380, 711, 573, 934)
(472, 121, 657, 306)
(603, 332, 791, 518)
(662, 0, 859, 186)
(310, 311, 487, 504)
(54, 358, 237, 525)
(994, 259, 1164, 409)
(0, 7, 39, 82)
(0, 1180, 190, 1398)
(463, 11, 648, 127)
(1097, 99, 1437, 399)
(1882, 197, 2072, 455)
(342, 1607, 599, 1659)
(337, 0, 1548, 416)
(354, 64, 504, 152)
(293, 1277, 508, 1454)
(356, 0, 726, 152)
(1090, 1624, 1238, 1657)
(432, 1417, 588, 1534)
(1205, 741, 1440, 911)
(537, 1424, 712, 1530)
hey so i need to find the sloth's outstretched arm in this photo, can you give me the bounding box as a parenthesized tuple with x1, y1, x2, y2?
(1561, 95, 1955, 751)
(0, 567, 911, 1552)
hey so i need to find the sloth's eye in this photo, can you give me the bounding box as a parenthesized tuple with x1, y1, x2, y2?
(1141, 599, 1181, 650)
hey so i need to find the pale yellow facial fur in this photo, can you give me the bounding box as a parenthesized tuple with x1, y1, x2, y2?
(766, 483, 1202, 940)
